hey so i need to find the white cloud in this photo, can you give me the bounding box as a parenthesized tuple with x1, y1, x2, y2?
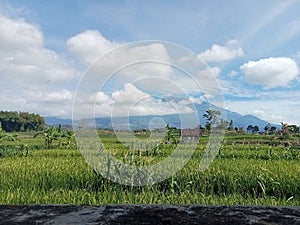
(44, 89, 73, 102)
(172, 66, 222, 97)
(67, 30, 227, 112)
(240, 57, 299, 88)
(75, 83, 195, 118)
(225, 98, 300, 125)
(188, 96, 205, 105)
(67, 30, 228, 111)
(198, 40, 244, 62)
(198, 66, 221, 78)
(67, 30, 174, 94)
(67, 29, 121, 64)
(228, 70, 238, 78)
(109, 83, 194, 117)
(68, 31, 226, 121)
(0, 15, 42, 49)
(0, 89, 74, 118)
(224, 88, 300, 125)
(111, 83, 151, 105)
(0, 15, 78, 85)
(0, 14, 79, 117)
(67, 29, 171, 70)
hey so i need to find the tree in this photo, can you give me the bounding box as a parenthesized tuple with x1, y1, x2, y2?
(203, 110, 221, 131)
(253, 125, 259, 134)
(287, 125, 299, 133)
(0, 111, 45, 132)
(270, 126, 277, 134)
(228, 120, 234, 131)
(0, 122, 16, 142)
(264, 124, 271, 135)
(247, 125, 259, 134)
(247, 125, 254, 133)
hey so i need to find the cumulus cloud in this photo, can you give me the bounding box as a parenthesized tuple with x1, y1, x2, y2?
(0, 14, 78, 117)
(0, 89, 74, 117)
(198, 40, 244, 62)
(0, 15, 42, 50)
(68, 31, 225, 121)
(111, 83, 151, 105)
(0, 13, 223, 119)
(0, 15, 79, 86)
(67, 29, 121, 64)
(67, 29, 227, 108)
(188, 66, 224, 96)
(240, 57, 299, 88)
(44, 89, 73, 102)
(73, 83, 195, 119)
(67, 29, 171, 70)
(67, 29, 226, 108)
(67, 30, 175, 94)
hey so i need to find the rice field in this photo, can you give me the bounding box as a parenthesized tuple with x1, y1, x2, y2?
(0, 132, 299, 205)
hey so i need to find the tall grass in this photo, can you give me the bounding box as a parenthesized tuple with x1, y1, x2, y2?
(0, 136, 299, 205)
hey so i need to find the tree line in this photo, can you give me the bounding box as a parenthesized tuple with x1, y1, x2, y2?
(203, 110, 299, 134)
(0, 111, 45, 132)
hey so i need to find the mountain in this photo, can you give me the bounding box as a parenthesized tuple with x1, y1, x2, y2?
(193, 102, 279, 130)
(44, 117, 72, 127)
(45, 102, 280, 131)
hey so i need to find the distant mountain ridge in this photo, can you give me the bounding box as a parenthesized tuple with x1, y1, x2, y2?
(45, 102, 280, 131)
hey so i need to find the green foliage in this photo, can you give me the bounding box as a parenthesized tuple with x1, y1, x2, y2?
(247, 125, 260, 133)
(288, 125, 299, 133)
(228, 120, 234, 131)
(0, 131, 299, 205)
(0, 122, 17, 143)
(33, 125, 75, 149)
(165, 124, 178, 144)
(0, 111, 45, 132)
(203, 109, 221, 131)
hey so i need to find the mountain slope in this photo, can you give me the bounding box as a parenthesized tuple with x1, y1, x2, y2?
(193, 102, 279, 130)
(45, 102, 279, 131)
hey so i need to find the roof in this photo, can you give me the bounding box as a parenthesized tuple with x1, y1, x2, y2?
(180, 128, 201, 137)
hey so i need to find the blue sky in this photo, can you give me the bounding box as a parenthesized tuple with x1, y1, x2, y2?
(0, 0, 300, 125)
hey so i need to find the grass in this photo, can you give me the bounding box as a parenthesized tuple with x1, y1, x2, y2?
(0, 132, 299, 205)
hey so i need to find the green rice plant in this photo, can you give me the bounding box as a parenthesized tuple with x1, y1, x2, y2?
(0, 132, 299, 205)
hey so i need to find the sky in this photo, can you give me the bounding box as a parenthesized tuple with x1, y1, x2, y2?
(0, 0, 300, 125)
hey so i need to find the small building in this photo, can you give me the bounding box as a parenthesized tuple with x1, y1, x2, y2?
(180, 128, 202, 143)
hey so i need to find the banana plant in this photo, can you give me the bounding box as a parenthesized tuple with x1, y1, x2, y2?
(33, 125, 59, 149)
(62, 129, 76, 149)
(0, 122, 17, 143)
(165, 124, 178, 144)
(56, 124, 64, 147)
(33, 125, 75, 149)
